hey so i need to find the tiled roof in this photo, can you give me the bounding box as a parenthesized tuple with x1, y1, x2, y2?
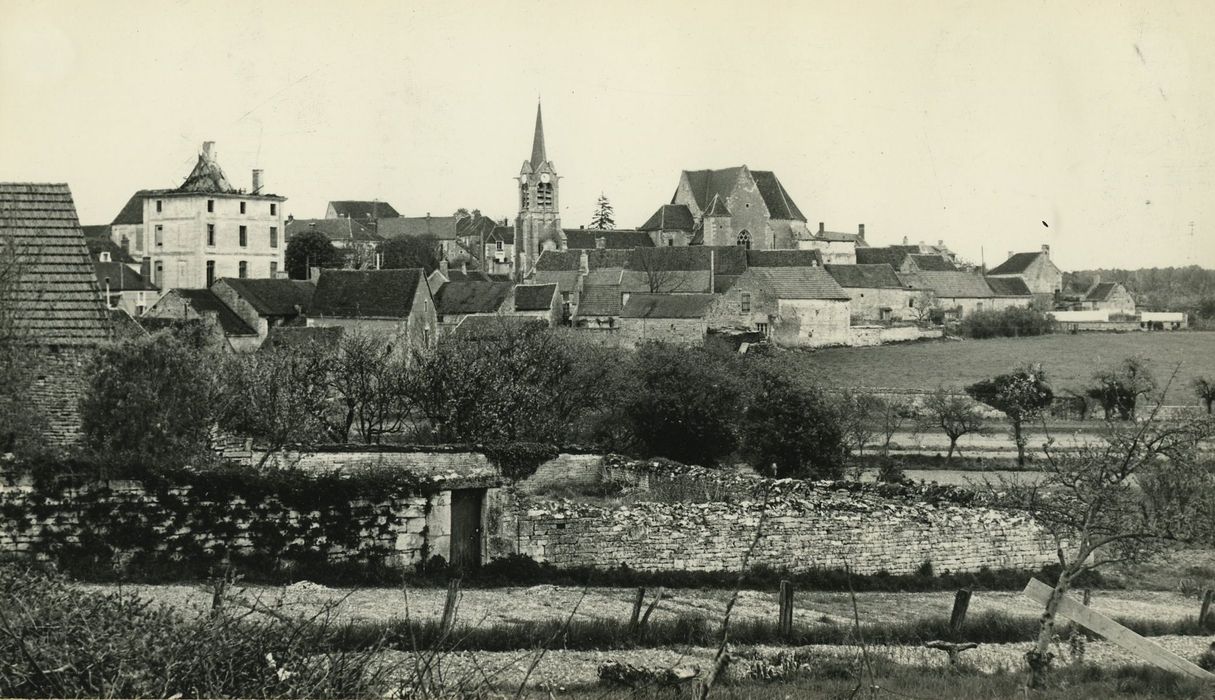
(94, 262, 157, 292)
(745, 249, 823, 268)
(680, 167, 806, 221)
(111, 192, 146, 225)
(986, 277, 1033, 297)
(261, 325, 343, 352)
(1, 183, 111, 344)
(704, 193, 731, 217)
(855, 246, 917, 267)
(434, 280, 513, 315)
(576, 284, 623, 316)
(486, 225, 514, 244)
(514, 283, 557, 311)
(620, 293, 716, 319)
(824, 264, 903, 289)
(108, 308, 147, 338)
(85, 236, 136, 264)
(533, 249, 631, 272)
(218, 278, 315, 316)
(170, 289, 258, 336)
(626, 246, 747, 273)
(286, 218, 380, 243)
(444, 269, 494, 282)
(744, 267, 850, 300)
(620, 269, 712, 294)
(310, 268, 425, 318)
(815, 230, 865, 244)
(564, 229, 654, 249)
(81, 224, 111, 239)
(328, 200, 401, 221)
(454, 314, 547, 339)
(903, 271, 994, 298)
(530, 270, 581, 295)
(638, 204, 695, 232)
(1084, 281, 1119, 302)
(910, 254, 957, 271)
(378, 215, 461, 240)
(457, 215, 497, 240)
(988, 251, 1045, 275)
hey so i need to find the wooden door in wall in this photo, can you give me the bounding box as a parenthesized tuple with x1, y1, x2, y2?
(449, 489, 485, 573)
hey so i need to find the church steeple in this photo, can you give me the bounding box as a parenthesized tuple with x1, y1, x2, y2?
(530, 102, 547, 168)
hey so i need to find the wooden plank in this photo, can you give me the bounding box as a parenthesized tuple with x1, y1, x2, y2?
(950, 589, 972, 632)
(1023, 578, 1215, 681)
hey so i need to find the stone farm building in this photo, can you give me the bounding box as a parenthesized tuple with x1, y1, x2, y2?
(306, 268, 438, 355)
(110, 142, 286, 289)
(1, 183, 112, 447)
(824, 263, 917, 323)
(986, 245, 1063, 307)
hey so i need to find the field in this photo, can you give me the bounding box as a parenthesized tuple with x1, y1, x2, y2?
(783, 331, 1215, 404)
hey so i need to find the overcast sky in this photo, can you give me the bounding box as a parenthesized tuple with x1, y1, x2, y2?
(1, 0, 1212, 270)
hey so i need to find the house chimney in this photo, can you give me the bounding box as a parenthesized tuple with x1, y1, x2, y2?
(709, 249, 716, 293)
(439, 260, 449, 276)
(859, 224, 865, 238)
(1041, 244, 1050, 257)
(461, 261, 467, 274)
(201, 141, 214, 160)
(140, 256, 151, 280)
(578, 250, 589, 275)
(903, 235, 909, 245)
(252, 169, 263, 194)
(938, 239, 943, 246)
(818, 222, 825, 234)
(120, 235, 130, 252)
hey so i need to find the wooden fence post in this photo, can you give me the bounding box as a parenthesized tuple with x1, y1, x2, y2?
(778, 580, 794, 638)
(949, 589, 972, 634)
(1200, 589, 1213, 631)
(628, 587, 645, 632)
(438, 577, 462, 636)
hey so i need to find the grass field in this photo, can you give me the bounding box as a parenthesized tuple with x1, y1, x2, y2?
(782, 331, 1215, 404)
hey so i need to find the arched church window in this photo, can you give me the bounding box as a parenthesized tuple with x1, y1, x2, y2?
(737, 230, 752, 249)
(537, 182, 553, 207)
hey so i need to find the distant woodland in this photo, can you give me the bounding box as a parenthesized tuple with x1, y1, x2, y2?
(1063, 266, 1215, 321)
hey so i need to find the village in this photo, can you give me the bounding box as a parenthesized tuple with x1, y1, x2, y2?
(3, 1, 1215, 699)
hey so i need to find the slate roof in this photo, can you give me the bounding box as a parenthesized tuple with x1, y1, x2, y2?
(909, 254, 957, 271)
(638, 204, 695, 232)
(704, 194, 731, 217)
(85, 236, 136, 263)
(168, 289, 258, 336)
(576, 284, 623, 316)
(486, 225, 514, 244)
(310, 269, 426, 318)
(903, 271, 994, 298)
(454, 315, 547, 339)
(108, 308, 147, 338)
(1085, 282, 1120, 302)
(744, 267, 850, 300)
(986, 277, 1033, 297)
(625, 246, 748, 274)
(110, 193, 146, 225)
(530, 270, 581, 295)
(988, 251, 1045, 276)
(378, 215, 461, 240)
(1, 183, 111, 344)
(514, 283, 557, 311)
(95, 262, 157, 292)
(261, 325, 344, 352)
(824, 264, 903, 289)
(680, 167, 806, 221)
(434, 280, 513, 315)
(218, 278, 315, 316)
(620, 293, 717, 319)
(855, 246, 918, 267)
(81, 224, 110, 239)
(286, 218, 380, 243)
(533, 249, 631, 272)
(620, 270, 712, 294)
(746, 249, 823, 268)
(565, 229, 654, 249)
(328, 200, 400, 221)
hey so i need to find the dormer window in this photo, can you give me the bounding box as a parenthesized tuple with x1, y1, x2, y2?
(99, 251, 112, 262)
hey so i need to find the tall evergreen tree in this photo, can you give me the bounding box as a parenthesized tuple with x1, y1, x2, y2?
(589, 194, 615, 230)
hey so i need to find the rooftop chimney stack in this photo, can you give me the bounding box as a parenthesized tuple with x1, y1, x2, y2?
(859, 224, 865, 238)
(903, 235, 909, 245)
(252, 169, 263, 194)
(1041, 244, 1050, 257)
(819, 222, 825, 234)
(201, 141, 214, 160)
(578, 250, 589, 275)
(439, 260, 449, 276)
(1008, 251, 1015, 261)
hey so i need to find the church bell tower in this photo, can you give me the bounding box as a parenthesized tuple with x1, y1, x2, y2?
(515, 102, 564, 280)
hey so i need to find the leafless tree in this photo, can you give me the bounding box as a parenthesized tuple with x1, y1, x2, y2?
(327, 328, 415, 443)
(631, 248, 689, 294)
(835, 388, 880, 458)
(921, 387, 985, 461)
(911, 290, 939, 325)
(876, 396, 909, 457)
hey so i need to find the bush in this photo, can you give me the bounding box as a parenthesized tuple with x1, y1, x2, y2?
(959, 307, 1055, 339)
(739, 368, 845, 479)
(0, 564, 387, 698)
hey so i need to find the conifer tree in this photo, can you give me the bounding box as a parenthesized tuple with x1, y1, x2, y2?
(589, 194, 615, 230)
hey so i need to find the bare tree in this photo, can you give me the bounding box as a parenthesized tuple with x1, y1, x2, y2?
(876, 396, 908, 457)
(997, 377, 1215, 688)
(911, 290, 940, 325)
(1195, 376, 1215, 414)
(1087, 356, 1158, 420)
(921, 387, 985, 461)
(835, 388, 880, 458)
(631, 248, 688, 294)
(327, 329, 414, 444)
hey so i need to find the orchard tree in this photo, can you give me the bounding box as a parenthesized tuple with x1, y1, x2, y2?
(739, 368, 845, 479)
(1195, 376, 1215, 414)
(589, 194, 615, 230)
(921, 387, 985, 461)
(380, 234, 442, 274)
(835, 389, 880, 457)
(1087, 356, 1157, 420)
(285, 229, 343, 280)
(966, 364, 1053, 466)
(326, 330, 414, 444)
(1000, 395, 1215, 687)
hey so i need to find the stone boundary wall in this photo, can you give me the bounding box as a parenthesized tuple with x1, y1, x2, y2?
(848, 325, 943, 347)
(495, 494, 1057, 575)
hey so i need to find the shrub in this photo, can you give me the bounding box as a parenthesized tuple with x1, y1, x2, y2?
(966, 364, 1053, 466)
(739, 368, 845, 479)
(959, 307, 1055, 339)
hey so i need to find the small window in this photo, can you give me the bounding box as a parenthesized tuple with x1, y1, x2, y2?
(207, 199, 214, 213)
(270, 261, 278, 278)
(155, 200, 163, 213)
(238, 261, 248, 278)
(239, 225, 247, 247)
(207, 224, 215, 246)
(270, 202, 277, 216)
(908, 298, 915, 308)
(240, 201, 247, 214)
(757, 322, 769, 337)
(206, 260, 215, 287)
(270, 226, 278, 248)
(154, 225, 164, 247)
(496, 240, 504, 252)
(741, 292, 751, 313)
(154, 261, 163, 284)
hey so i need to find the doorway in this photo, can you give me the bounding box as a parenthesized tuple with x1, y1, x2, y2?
(449, 489, 485, 573)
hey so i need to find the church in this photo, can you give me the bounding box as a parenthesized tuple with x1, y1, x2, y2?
(513, 104, 566, 280)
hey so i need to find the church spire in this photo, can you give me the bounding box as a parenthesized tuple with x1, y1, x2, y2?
(530, 101, 547, 168)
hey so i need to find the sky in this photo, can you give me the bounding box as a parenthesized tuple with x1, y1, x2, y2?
(1, 0, 1212, 270)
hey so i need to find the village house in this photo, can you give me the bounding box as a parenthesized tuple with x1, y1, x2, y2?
(94, 257, 158, 317)
(565, 228, 655, 250)
(427, 260, 495, 291)
(640, 165, 810, 250)
(378, 213, 477, 264)
(512, 283, 561, 326)
(285, 217, 382, 269)
(824, 263, 917, 323)
(797, 223, 868, 264)
(1, 183, 113, 446)
(325, 200, 400, 233)
(530, 248, 632, 320)
(616, 294, 717, 348)
(855, 245, 957, 273)
(307, 268, 438, 355)
(110, 142, 286, 289)
(1081, 279, 1137, 315)
(210, 277, 315, 342)
(985, 245, 1063, 307)
(898, 270, 1032, 319)
(433, 280, 515, 332)
(483, 223, 515, 277)
(709, 266, 851, 347)
(141, 288, 261, 351)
